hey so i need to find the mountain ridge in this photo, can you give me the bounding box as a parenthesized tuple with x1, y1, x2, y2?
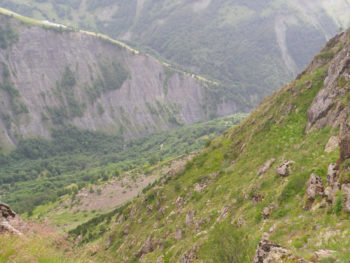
(0, 9, 245, 151)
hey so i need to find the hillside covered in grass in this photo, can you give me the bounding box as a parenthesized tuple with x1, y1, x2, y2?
(58, 28, 350, 263)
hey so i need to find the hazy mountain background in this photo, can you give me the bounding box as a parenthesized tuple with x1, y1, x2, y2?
(1, 0, 350, 106)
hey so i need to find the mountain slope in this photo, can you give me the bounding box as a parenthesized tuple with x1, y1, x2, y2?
(0, 10, 243, 151)
(62, 28, 350, 262)
(1, 0, 350, 107)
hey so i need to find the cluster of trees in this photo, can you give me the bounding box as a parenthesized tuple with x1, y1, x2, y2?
(0, 114, 245, 214)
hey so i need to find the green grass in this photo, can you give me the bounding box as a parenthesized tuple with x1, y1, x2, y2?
(61, 45, 350, 262)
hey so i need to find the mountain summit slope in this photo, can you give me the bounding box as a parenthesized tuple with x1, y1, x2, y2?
(64, 29, 350, 262)
(0, 10, 243, 151)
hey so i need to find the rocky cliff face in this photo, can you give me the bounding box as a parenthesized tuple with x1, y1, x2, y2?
(0, 14, 239, 150)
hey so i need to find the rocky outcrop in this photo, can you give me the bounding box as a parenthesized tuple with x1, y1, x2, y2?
(0, 202, 22, 236)
(254, 237, 309, 263)
(306, 29, 350, 133)
(0, 202, 16, 218)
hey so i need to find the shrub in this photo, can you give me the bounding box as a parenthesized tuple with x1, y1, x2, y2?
(334, 193, 342, 215)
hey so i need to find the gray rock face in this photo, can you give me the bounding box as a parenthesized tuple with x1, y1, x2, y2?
(306, 30, 350, 132)
(0, 16, 240, 149)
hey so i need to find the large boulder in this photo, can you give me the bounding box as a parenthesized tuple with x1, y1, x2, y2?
(253, 238, 309, 263)
(276, 161, 294, 177)
(0, 202, 16, 219)
(306, 174, 325, 201)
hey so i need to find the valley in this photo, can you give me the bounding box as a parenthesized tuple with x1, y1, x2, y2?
(1, 2, 350, 263)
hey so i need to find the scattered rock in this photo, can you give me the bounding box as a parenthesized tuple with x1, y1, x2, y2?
(159, 206, 169, 216)
(194, 183, 206, 192)
(314, 249, 335, 260)
(185, 210, 195, 226)
(166, 210, 176, 222)
(118, 215, 125, 223)
(181, 246, 198, 263)
(216, 205, 230, 222)
(175, 228, 182, 241)
(0, 221, 23, 236)
(262, 204, 277, 219)
(175, 196, 184, 208)
(306, 174, 325, 202)
(253, 238, 309, 263)
(276, 161, 294, 177)
(146, 205, 153, 212)
(136, 237, 159, 258)
(340, 124, 350, 161)
(234, 216, 246, 228)
(105, 234, 112, 250)
(311, 199, 327, 211)
(327, 163, 338, 186)
(196, 230, 207, 237)
(325, 136, 340, 153)
(123, 224, 130, 235)
(341, 184, 350, 213)
(156, 256, 164, 263)
(257, 158, 276, 177)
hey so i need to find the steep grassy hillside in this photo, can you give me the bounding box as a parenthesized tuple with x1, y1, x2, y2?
(0, 9, 244, 151)
(59, 29, 350, 262)
(1, 0, 350, 106)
